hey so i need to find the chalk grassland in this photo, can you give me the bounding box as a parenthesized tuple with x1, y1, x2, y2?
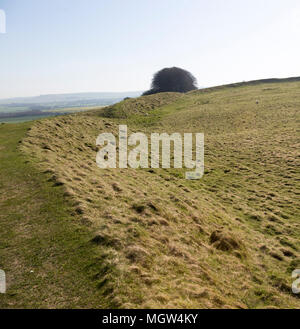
(2, 80, 299, 308)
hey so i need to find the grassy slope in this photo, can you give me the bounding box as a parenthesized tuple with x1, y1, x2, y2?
(1, 79, 299, 308)
(0, 123, 110, 308)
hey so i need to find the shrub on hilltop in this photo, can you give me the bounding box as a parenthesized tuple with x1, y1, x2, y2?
(143, 67, 197, 95)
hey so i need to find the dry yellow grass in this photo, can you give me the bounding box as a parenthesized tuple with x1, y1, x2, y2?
(21, 81, 300, 308)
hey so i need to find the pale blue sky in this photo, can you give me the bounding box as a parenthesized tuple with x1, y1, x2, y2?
(0, 0, 300, 98)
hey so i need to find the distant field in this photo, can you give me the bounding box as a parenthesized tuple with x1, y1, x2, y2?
(0, 113, 61, 123)
(0, 106, 105, 123)
(0, 91, 142, 121)
(48, 106, 104, 113)
(0, 106, 29, 113)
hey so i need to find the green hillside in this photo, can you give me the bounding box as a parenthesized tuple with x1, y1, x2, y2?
(1, 79, 299, 308)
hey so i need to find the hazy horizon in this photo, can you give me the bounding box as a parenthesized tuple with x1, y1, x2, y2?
(2, 75, 300, 101)
(0, 90, 144, 102)
(1, 0, 300, 98)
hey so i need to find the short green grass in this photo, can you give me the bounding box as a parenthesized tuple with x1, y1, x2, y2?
(0, 123, 111, 308)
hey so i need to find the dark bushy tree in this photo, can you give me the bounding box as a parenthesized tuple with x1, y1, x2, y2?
(143, 67, 197, 95)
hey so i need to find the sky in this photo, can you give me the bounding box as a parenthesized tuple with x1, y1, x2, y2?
(0, 0, 300, 99)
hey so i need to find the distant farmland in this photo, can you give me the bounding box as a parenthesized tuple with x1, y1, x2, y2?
(0, 91, 142, 122)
